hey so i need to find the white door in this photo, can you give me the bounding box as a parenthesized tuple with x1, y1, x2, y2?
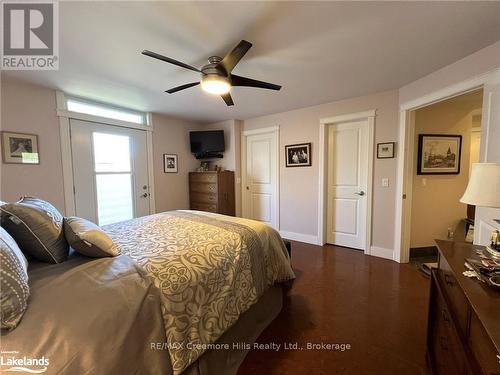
(326, 120, 369, 250)
(243, 131, 278, 229)
(70, 119, 150, 225)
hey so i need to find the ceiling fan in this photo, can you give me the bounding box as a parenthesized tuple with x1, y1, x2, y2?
(141, 40, 281, 106)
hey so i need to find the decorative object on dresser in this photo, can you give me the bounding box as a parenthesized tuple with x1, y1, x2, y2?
(376, 142, 395, 159)
(285, 143, 311, 167)
(460, 163, 500, 257)
(189, 171, 235, 215)
(1, 131, 39, 164)
(417, 134, 462, 175)
(427, 240, 500, 375)
(163, 154, 178, 173)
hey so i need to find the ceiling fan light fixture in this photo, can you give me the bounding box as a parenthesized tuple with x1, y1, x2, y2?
(201, 75, 231, 95)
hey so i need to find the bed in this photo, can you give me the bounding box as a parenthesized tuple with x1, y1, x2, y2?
(1, 210, 295, 375)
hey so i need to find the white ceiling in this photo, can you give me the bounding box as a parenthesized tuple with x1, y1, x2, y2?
(4, 1, 500, 123)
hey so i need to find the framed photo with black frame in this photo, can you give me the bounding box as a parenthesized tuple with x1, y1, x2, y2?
(163, 153, 178, 173)
(417, 134, 462, 175)
(285, 142, 312, 167)
(377, 142, 395, 159)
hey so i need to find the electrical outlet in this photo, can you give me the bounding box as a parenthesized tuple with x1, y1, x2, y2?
(382, 178, 389, 187)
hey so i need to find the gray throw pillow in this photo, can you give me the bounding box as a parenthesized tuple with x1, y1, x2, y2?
(1, 227, 29, 330)
(64, 217, 120, 258)
(0, 197, 69, 263)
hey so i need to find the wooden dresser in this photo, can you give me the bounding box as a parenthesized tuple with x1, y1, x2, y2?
(427, 240, 500, 375)
(189, 171, 235, 216)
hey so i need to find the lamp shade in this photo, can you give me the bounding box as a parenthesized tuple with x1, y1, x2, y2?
(460, 163, 500, 208)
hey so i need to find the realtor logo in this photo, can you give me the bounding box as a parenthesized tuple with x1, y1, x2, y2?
(1, 1, 59, 70)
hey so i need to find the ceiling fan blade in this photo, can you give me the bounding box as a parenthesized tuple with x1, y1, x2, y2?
(231, 74, 281, 91)
(142, 50, 200, 73)
(221, 93, 234, 106)
(221, 40, 252, 73)
(165, 82, 200, 94)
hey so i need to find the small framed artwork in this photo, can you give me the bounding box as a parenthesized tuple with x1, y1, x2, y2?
(285, 143, 312, 167)
(377, 142, 395, 159)
(417, 134, 462, 175)
(163, 154, 178, 173)
(1, 131, 39, 164)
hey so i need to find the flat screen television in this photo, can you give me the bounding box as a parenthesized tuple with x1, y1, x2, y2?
(189, 130, 225, 159)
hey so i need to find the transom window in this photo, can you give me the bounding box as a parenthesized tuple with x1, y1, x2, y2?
(66, 97, 145, 124)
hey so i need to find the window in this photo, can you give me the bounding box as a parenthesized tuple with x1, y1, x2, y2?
(92, 132, 134, 225)
(66, 97, 145, 124)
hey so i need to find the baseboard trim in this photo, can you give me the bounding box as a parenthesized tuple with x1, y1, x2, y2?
(370, 246, 394, 261)
(280, 230, 320, 245)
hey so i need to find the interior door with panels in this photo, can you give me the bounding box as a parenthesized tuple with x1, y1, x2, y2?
(244, 131, 278, 229)
(326, 120, 369, 250)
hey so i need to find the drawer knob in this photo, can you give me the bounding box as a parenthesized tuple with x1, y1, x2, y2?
(444, 274, 454, 286)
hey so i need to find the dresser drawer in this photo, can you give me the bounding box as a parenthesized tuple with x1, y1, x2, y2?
(469, 313, 500, 375)
(438, 255, 470, 336)
(429, 272, 468, 375)
(190, 202, 217, 213)
(190, 182, 217, 194)
(190, 192, 217, 204)
(189, 173, 217, 183)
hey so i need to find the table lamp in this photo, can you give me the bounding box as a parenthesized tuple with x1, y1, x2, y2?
(460, 163, 500, 257)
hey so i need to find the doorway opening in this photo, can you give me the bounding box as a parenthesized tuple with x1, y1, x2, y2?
(406, 89, 483, 270)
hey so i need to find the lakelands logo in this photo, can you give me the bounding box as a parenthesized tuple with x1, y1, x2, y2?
(0, 351, 49, 373)
(1, 0, 59, 70)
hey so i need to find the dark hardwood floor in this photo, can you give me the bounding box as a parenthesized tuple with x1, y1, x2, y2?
(238, 241, 430, 375)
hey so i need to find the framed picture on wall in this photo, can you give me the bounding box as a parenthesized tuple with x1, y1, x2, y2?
(285, 143, 312, 167)
(377, 142, 395, 159)
(417, 134, 462, 175)
(1, 131, 40, 164)
(163, 154, 178, 173)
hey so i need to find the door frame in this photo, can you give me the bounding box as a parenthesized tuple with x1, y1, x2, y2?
(56, 91, 156, 217)
(241, 126, 280, 230)
(394, 68, 500, 263)
(318, 110, 376, 254)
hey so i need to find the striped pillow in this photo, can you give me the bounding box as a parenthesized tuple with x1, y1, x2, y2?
(0, 227, 29, 330)
(0, 197, 69, 263)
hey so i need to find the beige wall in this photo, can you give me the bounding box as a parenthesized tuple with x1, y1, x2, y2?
(0, 77, 66, 212)
(242, 90, 399, 251)
(152, 114, 201, 213)
(204, 119, 242, 216)
(410, 91, 482, 248)
(0, 77, 201, 215)
(399, 41, 500, 105)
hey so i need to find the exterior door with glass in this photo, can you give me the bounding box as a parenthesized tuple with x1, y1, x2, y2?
(70, 119, 150, 225)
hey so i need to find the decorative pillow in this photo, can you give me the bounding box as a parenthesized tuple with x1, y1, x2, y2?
(64, 217, 120, 258)
(0, 197, 69, 263)
(1, 227, 29, 330)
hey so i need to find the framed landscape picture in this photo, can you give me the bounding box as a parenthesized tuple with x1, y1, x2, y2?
(417, 134, 462, 175)
(163, 153, 178, 173)
(285, 143, 311, 167)
(1, 131, 40, 164)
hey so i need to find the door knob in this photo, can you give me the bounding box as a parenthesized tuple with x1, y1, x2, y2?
(354, 191, 365, 196)
(141, 193, 149, 198)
